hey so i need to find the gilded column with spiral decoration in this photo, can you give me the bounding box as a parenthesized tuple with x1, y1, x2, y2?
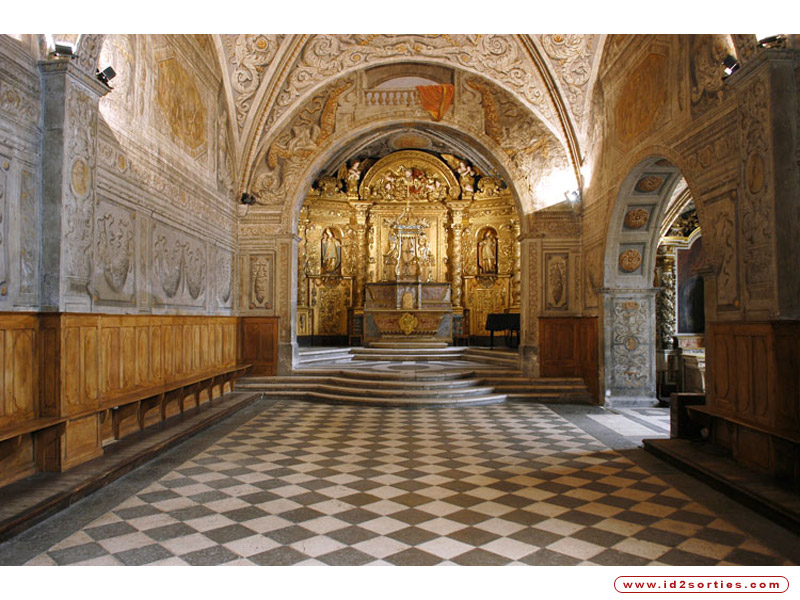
(351, 202, 370, 308)
(511, 218, 521, 309)
(449, 202, 469, 308)
(655, 245, 677, 349)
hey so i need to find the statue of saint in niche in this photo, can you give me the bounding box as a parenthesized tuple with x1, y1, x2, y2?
(417, 233, 434, 282)
(478, 229, 498, 274)
(320, 228, 342, 275)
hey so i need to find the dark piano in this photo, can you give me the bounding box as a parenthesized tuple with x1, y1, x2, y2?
(485, 313, 520, 348)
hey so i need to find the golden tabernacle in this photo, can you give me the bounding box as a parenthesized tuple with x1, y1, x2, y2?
(297, 149, 520, 345)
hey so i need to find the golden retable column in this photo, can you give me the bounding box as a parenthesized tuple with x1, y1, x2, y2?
(511, 218, 521, 308)
(350, 201, 371, 308)
(449, 202, 469, 308)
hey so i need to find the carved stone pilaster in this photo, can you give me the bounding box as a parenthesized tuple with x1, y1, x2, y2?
(655, 246, 677, 349)
(601, 288, 658, 406)
(38, 59, 110, 311)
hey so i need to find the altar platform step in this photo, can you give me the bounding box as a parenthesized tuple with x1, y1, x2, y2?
(462, 348, 520, 367)
(369, 341, 450, 349)
(237, 370, 592, 406)
(236, 370, 506, 406)
(296, 347, 354, 366)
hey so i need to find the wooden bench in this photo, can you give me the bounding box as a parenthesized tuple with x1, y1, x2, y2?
(0, 364, 252, 453)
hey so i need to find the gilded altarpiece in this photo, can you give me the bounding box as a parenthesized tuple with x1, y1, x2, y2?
(297, 150, 519, 343)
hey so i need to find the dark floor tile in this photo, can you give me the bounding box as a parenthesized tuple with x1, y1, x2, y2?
(280, 507, 325, 523)
(160, 477, 197, 489)
(115, 544, 174, 566)
(615, 511, 660, 526)
(694, 527, 746, 547)
(138, 490, 180, 503)
(144, 523, 199, 542)
(509, 527, 561, 547)
(446, 509, 489, 526)
(658, 549, 719, 566)
(317, 547, 375, 566)
(447, 527, 500, 546)
(501, 509, 546, 526)
(388, 526, 439, 546)
(340, 493, 381, 507)
(180, 545, 240, 566)
(114, 505, 162, 520)
(451, 548, 509, 566)
(169, 505, 215, 522)
(634, 527, 686, 547)
(327, 525, 379, 545)
(558, 509, 605, 526)
(590, 548, 651, 566)
(85, 521, 138, 540)
(391, 508, 435, 525)
(518, 548, 581, 566)
(188, 490, 230, 504)
(724, 548, 785, 566)
(203, 524, 257, 544)
(265, 525, 316, 545)
(384, 547, 442, 566)
(223, 506, 270, 523)
(336, 508, 379, 525)
(205, 478, 242, 490)
(670, 509, 715, 526)
(49, 542, 108, 565)
(572, 526, 627, 547)
(445, 493, 486, 508)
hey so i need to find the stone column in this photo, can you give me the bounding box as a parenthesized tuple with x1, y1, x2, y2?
(297, 216, 310, 308)
(601, 288, 658, 406)
(39, 58, 110, 311)
(519, 234, 542, 376)
(655, 245, 677, 349)
(275, 234, 299, 374)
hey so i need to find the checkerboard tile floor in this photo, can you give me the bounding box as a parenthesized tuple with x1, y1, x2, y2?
(21, 401, 793, 566)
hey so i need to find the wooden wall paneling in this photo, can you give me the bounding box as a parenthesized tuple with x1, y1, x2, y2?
(61, 414, 102, 470)
(38, 315, 61, 417)
(239, 317, 279, 375)
(774, 327, 800, 434)
(540, 317, 599, 403)
(0, 315, 38, 428)
(0, 435, 35, 487)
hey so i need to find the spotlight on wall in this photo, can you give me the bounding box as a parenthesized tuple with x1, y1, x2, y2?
(757, 34, 786, 48)
(722, 55, 740, 77)
(52, 42, 76, 58)
(96, 66, 116, 86)
(565, 189, 581, 204)
(240, 193, 256, 205)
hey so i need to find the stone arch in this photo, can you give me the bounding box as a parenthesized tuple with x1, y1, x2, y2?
(601, 152, 705, 405)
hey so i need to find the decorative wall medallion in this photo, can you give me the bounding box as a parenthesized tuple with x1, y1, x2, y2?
(619, 249, 642, 273)
(625, 336, 639, 351)
(545, 253, 568, 310)
(250, 254, 274, 310)
(399, 312, 418, 335)
(624, 208, 650, 229)
(71, 159, 90, 197)
(634, 175, 665, 194)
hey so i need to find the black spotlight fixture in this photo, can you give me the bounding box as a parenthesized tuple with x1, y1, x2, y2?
(96, 66, 116, 86)
(52, 42, 76, 58)
(240, 193, 255, 205)
(758, 34, 785, 48)
(722, 55, 740, 77)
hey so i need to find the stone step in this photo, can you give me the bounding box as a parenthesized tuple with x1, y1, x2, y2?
(286, 390, 508, 407)
(239, 382, 499, 399)
(298, 347, 354, 356)
(239, 375, 485, 389)
(369, 341, 450, 349)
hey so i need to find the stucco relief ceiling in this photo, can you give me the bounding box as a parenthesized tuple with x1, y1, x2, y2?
(214, 35, 606, 189)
